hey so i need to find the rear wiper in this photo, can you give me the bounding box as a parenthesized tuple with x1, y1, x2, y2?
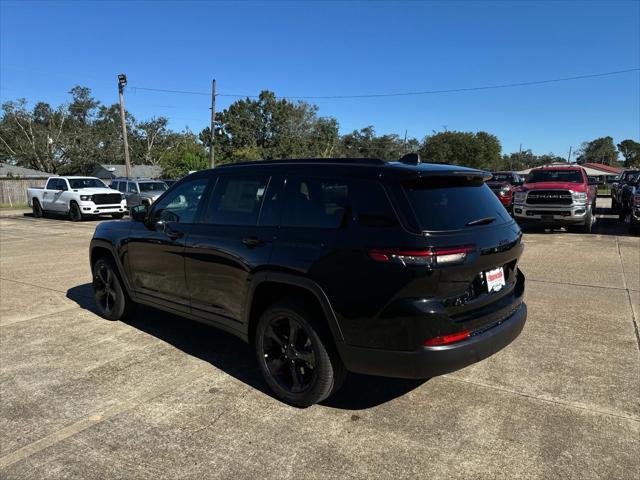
(465, 216, 496, 226)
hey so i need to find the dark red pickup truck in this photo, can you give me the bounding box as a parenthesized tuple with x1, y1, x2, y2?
(512, 166, 598, 232)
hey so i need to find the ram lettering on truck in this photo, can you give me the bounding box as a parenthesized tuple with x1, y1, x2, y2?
(27, 176, 128, 221)
(512, 166, 597, 233)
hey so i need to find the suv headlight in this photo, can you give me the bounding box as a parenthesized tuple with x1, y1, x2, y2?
(571, 191, 588, 204)
(80, 195, 92, 201)
(514, 191, 526, 203)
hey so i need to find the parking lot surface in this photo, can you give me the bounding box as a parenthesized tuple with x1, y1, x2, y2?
(1, 199, 638, 479)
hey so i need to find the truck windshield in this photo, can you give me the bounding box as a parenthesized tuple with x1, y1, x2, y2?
(402, 177, 511, 231)
(491, 173, 512, 181)
(526, 170, 583, 184)
(139, 182, 168, 192)
(68, 178, 107, 189)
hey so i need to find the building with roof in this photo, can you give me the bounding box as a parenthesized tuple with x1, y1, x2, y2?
(0, 163, 53, 178)
(517, 162, 623, 182)
(92, 164, 163, 180)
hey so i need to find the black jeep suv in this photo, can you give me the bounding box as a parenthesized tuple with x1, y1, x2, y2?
(90, 157, 527, 406)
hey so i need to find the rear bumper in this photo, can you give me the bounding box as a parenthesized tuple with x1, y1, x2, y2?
(340, 302, 527, 379)
(513, 203, 590, 224)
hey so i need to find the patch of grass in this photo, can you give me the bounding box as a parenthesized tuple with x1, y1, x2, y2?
(0, 203, 28, 209)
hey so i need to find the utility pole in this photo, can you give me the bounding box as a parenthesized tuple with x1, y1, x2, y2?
(514, 143, 522, 170)
(209, 79, 216, 168)
(567, 146, 572, 164)
(117, 74, 132, 178)
(403, 130, 408, 153)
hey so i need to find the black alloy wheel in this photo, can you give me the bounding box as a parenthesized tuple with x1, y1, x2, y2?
(69, 202, 83, 222)
(263, 315, 317, 394)
(92, 257, 135, 320)
(255, 300, 346, 407)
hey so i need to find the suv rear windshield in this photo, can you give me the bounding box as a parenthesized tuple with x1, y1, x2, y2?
(491, 173, 513, 182)
(402, 177, 511, 231)
(526, 170, 583, 184)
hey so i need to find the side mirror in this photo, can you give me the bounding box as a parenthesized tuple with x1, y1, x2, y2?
(131, 204, 148, 222)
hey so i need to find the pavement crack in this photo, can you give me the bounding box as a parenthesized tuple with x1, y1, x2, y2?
(0, 366, 211, 470)
(615, 236, 640, 354)
(442, 375, 640, 424)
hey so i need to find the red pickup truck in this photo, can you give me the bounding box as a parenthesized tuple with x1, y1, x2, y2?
(512, 166, 598, 232)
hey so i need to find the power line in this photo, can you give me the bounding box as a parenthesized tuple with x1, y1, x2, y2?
(129, 67, 640, 100)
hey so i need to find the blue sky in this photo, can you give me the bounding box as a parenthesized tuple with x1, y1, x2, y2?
(1, 0, 638, 157)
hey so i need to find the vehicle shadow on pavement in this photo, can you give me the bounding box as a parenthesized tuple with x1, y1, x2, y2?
(66, 283, 426, 410)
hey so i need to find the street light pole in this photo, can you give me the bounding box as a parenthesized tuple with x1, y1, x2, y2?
(118, 74, 132, 178)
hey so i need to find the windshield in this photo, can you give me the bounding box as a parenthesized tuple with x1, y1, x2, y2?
(526, 170, 583, 184)
(139, 182, 168, 192)
(68, 178, 107, 189)
(491, 173, 512, 182)
(402, 177, 511, 231)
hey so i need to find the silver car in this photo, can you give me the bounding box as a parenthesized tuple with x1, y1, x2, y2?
(111, 178, 169, 208)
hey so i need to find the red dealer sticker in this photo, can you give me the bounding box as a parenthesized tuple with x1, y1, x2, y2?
(486, 267, 506, 292)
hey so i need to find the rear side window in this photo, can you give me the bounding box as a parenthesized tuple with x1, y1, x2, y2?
(203, 175, 268, 225)
(118, 182, 127, 193)
(111, 181, 119, 191)
(281, 177, 397, 229)
(402, 177, 511, 231)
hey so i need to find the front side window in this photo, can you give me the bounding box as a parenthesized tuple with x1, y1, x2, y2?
(127, 182, 139, 193)
(68, 178, 106, 189)
(151, 177, 210, 224)
(203, 175, 268, 225)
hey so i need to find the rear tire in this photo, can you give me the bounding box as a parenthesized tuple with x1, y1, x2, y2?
(255, 299, 346, 407)
(69, 202, 83, 222)
(92, 256, 136, 321)
(32, 199, 43, 218)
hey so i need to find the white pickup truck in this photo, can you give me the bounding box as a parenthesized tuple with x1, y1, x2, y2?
(27, 176, 128, 221)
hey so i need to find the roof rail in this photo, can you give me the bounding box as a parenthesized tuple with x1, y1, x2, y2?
(216, 158, 386, 168)
(399, 153, 421, 165)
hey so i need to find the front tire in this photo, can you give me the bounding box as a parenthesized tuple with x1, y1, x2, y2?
(255, 300, 346, 407)
(69, 202, 83, 222)
(92, 257, 136, 321)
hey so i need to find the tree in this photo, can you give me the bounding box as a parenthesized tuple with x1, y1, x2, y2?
(0, 98, 70, 173)
(575, 137, 618, 165)
(617, 139, 640, 167)
(160, 131, 208, 178)
(136, 117, 169, 166)
(419, 131, 502, 169)
(201, 91, 341, 163)
(338, 126, 410, 160)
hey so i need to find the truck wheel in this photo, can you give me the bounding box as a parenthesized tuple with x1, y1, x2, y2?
(580, 212, 594, 233)
(255, 299, 346, 407)
(92, 257, 136, 321)
(69, 202, 83, 222)
(32, 199, 43, 218)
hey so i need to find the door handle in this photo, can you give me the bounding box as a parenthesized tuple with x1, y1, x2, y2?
(242, 237, 264, 248)
(165, 227, 184, 240)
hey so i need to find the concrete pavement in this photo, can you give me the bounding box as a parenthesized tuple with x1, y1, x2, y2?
(0, 200, 638, 479)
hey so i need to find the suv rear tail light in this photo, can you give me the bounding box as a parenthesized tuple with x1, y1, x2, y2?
(423, 329, 471, 346)
(368, 246, 475, 266)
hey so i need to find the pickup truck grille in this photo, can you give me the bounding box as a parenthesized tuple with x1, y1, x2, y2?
(93, 193, 122, 205)
(526, 190, 572, 205)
